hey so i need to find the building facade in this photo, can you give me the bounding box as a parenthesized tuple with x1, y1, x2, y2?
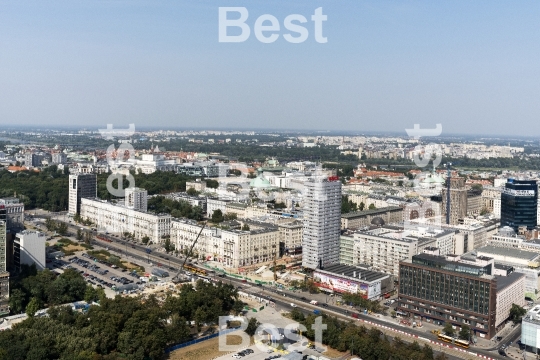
(344, 226, 455, 277)
(313, 264, 393, 300)
(68, 173, 97, 215)
(302, 175, 342, 269)
(341, 206, 403, 230)
(501, 179, 538, 231)
(442, 177, 468, 225)
(125, 187, 148, 212)
(398, 253, 525, 339)
(0, 220, 9, 315)
(80, 198, 171, 243)
(14, 231, 46, 270)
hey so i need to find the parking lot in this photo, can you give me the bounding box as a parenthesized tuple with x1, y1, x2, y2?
(65, 254, 142, 292)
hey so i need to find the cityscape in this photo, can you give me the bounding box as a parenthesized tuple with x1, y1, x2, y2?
(1, 2, 539, 360)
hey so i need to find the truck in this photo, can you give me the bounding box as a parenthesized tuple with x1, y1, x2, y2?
(310, 300, 318, 305)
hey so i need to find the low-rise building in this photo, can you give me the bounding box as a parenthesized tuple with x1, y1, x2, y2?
(313, 264, 393, 300)
(186, 180, 207, 192)
(340, 206, 403, 230)
(521, 305, 540, 352)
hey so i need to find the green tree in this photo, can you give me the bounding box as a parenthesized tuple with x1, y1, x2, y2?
(141, 236, 150, 245)
(241, 224, 250, 231)
(186, 187, 199, 196)
(45, 217, 56, 231)
(458, 324, 470, 340)
(56, 222, 68, 236)
(368, 204, 376, 210)
(211, 209, 224, 223)
(442, 322, 455, 337)
(26, 297, 42, 317)
(509, 303, 527, 323)
(163, 236, 174, 254)
(9, 289, 26, 314)
(76, 228, 83, 241)
(359, 202, 365, 211)
(205, 179, 219, 188)
(245, 317, 260, 336)
(224, 213, 237, 221)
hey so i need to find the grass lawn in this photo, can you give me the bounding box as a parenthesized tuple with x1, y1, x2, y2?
(168, 332, 252, 360)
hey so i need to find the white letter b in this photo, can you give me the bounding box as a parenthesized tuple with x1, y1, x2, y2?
(219, 7, 250, 43)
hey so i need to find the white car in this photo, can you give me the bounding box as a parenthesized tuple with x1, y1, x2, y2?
(290, 303, 297, 307)
(232, 354, 242, 359)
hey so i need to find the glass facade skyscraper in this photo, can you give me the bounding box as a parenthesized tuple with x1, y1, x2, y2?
(500, 179, 537, 232)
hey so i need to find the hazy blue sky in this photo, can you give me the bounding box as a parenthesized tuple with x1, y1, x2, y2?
(1, 1, 539, 136)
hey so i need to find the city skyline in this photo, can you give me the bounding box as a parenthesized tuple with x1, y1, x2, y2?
(1, 1, 539, 136)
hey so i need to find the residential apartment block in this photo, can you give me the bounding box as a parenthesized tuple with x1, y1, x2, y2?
(170, 218, 279, 268)
(343, 225, 456, 277)
(81, 198, 171, 243)
(340, 206, 403, 230)
(302, 175, 342, 270)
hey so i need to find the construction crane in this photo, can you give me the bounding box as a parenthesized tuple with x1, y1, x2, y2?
(273, 253, 278, 282)
(172, 221, 207, 283)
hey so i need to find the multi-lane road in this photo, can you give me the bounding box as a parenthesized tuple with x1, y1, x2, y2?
(37, 212, 507, 359)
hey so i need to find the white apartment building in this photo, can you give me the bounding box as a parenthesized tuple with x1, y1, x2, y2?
(495, 273, 526, 328)
(81, 198, 171, 243)
(170, 218, 280, 268)
(68, 173, 97, 215)
(348, 226, 455, 277)
(125, 187, 148, 212)
(14, 231, 46, 270)
(278, 220, 303, 255)
(207, 198, 229, 217)
(302, 175, 342, 269)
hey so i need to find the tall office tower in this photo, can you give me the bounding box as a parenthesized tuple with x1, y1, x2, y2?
(68, 173, 97, 215)
(301, 175, 342, 270)
(441, 177, 468, 225)
(125, 187, 148, 212)
(0, 207, 9, 315)
(501, 179, 538, 232)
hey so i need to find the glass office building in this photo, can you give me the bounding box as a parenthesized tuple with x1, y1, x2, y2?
(500, 179, 538, 232)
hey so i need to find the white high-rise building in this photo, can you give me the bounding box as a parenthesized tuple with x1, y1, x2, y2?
(125, 187, 148, 212)
(14, 231, 46, 270)
(301, 175, 342, 269)
(68, 173, 97, 215)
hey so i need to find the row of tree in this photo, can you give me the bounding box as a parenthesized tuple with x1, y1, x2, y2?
(2, 277, 243, 360)
(289, 309, 447, 360)
(9, 265, 88, 316)
(147, 196, 203, 220)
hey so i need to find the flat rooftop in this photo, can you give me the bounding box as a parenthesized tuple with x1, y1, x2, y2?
(341, 206, 402, 219)
(315, 264, 389, 283)
(476, 245, 540, 262)
(495, 272, 525, 293)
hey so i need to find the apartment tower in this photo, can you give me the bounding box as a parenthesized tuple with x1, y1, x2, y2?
(301, 175, 342, 270)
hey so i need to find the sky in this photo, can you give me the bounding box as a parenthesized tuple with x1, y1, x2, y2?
(1, 1, 539, 136)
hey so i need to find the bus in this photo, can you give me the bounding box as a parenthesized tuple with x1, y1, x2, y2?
(183, 264, 207, 276)
(437, 334, 453, 343)
(437, 334, 470, 349)
(455, 339, 470, 349)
